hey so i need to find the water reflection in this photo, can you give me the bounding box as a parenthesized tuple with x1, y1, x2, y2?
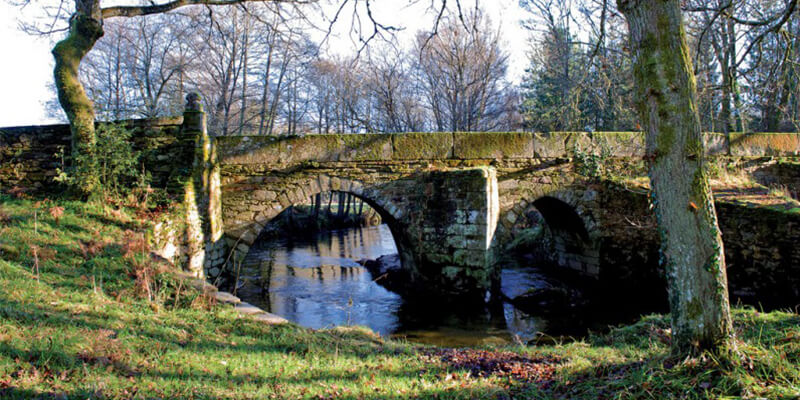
(238, 225, 402, 335)
(237, 224, 601, 346)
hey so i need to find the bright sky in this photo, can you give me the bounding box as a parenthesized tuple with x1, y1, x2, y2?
(0, 0, 531, 127)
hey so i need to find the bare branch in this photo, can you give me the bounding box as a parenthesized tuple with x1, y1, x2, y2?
(101, 0, 313, 19)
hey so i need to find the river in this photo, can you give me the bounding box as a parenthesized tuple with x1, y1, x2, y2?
(235, 224, 651, 346)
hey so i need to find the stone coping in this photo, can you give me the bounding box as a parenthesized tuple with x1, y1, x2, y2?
(214, 131, 800, 164)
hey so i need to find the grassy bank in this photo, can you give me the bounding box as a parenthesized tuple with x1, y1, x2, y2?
(0, 195, 798, 399)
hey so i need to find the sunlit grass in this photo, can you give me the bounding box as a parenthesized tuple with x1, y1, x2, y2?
(0, 194, 798, 399)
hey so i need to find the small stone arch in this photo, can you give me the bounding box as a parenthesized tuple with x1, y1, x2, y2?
(492, 187, 600, 277)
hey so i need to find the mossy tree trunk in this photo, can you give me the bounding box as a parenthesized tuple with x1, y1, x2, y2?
(617, 0, 733, 355)
(52, 0, 278, 196)
(52, 1, 104, 196)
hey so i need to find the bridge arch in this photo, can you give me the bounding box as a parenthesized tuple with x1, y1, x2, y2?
(222, 175, 416, 273)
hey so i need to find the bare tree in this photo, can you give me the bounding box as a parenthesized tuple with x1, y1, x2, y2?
(365, 45, 428, 132)
(414, 9, 514, 132)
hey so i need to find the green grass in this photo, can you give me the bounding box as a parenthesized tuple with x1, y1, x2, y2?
(1, 194, 799, 399)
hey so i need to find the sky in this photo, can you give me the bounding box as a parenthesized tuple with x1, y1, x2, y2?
(0, 0, 531, 127)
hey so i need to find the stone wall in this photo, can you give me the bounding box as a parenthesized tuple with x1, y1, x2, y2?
(3, 119, 800, 298)
(4, 128, 798, 195)
(750, 160, 800, 200)
(596, 182, 800, 307)
(0, 124, 70, 192)
(0, 117, 184, 194)
(214, 131, 800, 297)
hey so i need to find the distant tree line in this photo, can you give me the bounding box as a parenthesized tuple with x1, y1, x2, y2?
(47, 1, 798, 135)
(54, 7, 520, 135)
(519, 0, 800, 133)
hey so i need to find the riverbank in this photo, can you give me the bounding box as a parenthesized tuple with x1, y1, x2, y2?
(0, 195, 798, 399)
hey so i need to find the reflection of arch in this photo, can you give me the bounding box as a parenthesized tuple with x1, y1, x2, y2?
(225, 176, 414, 272)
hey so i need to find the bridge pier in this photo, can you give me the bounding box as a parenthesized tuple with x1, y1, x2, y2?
(397, 167, 500, 298)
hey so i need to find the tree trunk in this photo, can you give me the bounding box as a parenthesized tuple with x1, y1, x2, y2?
(617, 0, 733, 355)
(336, 191, 345, 221)
(344, 193, 352, 219)
(238, 25, 249, 134)
(313, 193, 321, 218)
(257, 45, 274, 136)
(52, 10, 104, 195)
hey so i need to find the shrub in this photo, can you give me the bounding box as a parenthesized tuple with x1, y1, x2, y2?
(57, 123, 152, 202)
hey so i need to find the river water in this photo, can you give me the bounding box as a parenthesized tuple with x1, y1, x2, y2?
(236, 224, 643, 346)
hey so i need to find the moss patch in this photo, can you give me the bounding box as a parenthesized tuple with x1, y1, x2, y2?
(392, 132, 453, 160)
(534, 132, 592, 158)
(453, 132, 534, 159)
(730, 133, 800, 156)
(217, 135, 344, 165)
(339, 134, 393, 161)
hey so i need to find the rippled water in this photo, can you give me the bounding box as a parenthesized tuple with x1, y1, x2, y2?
(236, 224, 635, 346)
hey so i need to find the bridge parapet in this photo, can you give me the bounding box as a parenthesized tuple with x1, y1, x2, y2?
(213, 131, 800, 166)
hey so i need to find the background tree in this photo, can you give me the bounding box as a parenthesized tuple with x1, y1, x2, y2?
(519, 0, 636, 132)
(414, 10, 517, 132)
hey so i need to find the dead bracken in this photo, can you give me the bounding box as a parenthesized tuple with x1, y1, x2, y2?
(425, 348, 559, 384)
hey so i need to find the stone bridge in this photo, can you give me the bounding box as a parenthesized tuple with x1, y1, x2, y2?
(3, 99, 800, 301)
(197, 118, 800, 299)
(214, 132, 590, 297)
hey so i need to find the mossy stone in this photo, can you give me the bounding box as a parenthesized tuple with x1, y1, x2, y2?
(534, 132, 592, 158)
(339, 134, 393, 161)
(453, 132, 533, 159)
(730, 133, 800, 156)
(392, 132, 453, 160)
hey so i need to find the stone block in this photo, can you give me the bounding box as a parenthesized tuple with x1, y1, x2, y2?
(453, 132, 534, 159)
(453, 249, 486, 267)
(592, 132, 645, 157)
(338, 134, 393, 161)
(505, 211, 518, 224)
(307, 179, 322, 195)
(534, 131, 592, 158)
(453, 210, 467, 224)
(349, 181, 364, 195)
(730, 133, 800, 156)
(426, 253, 454, 264)
(445, 224, 484, 236)
(278, 193, 292, 207)
(445, 235, 468, 249)
(253, 190, 276, 202)
(318, 175, 331, 191)
(467, 210, 485, 224)
(239, 229, 257, 244)
(392, 132, 453, 160)
(216, 135, 345, 165)
(340, 179, 353, 192)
